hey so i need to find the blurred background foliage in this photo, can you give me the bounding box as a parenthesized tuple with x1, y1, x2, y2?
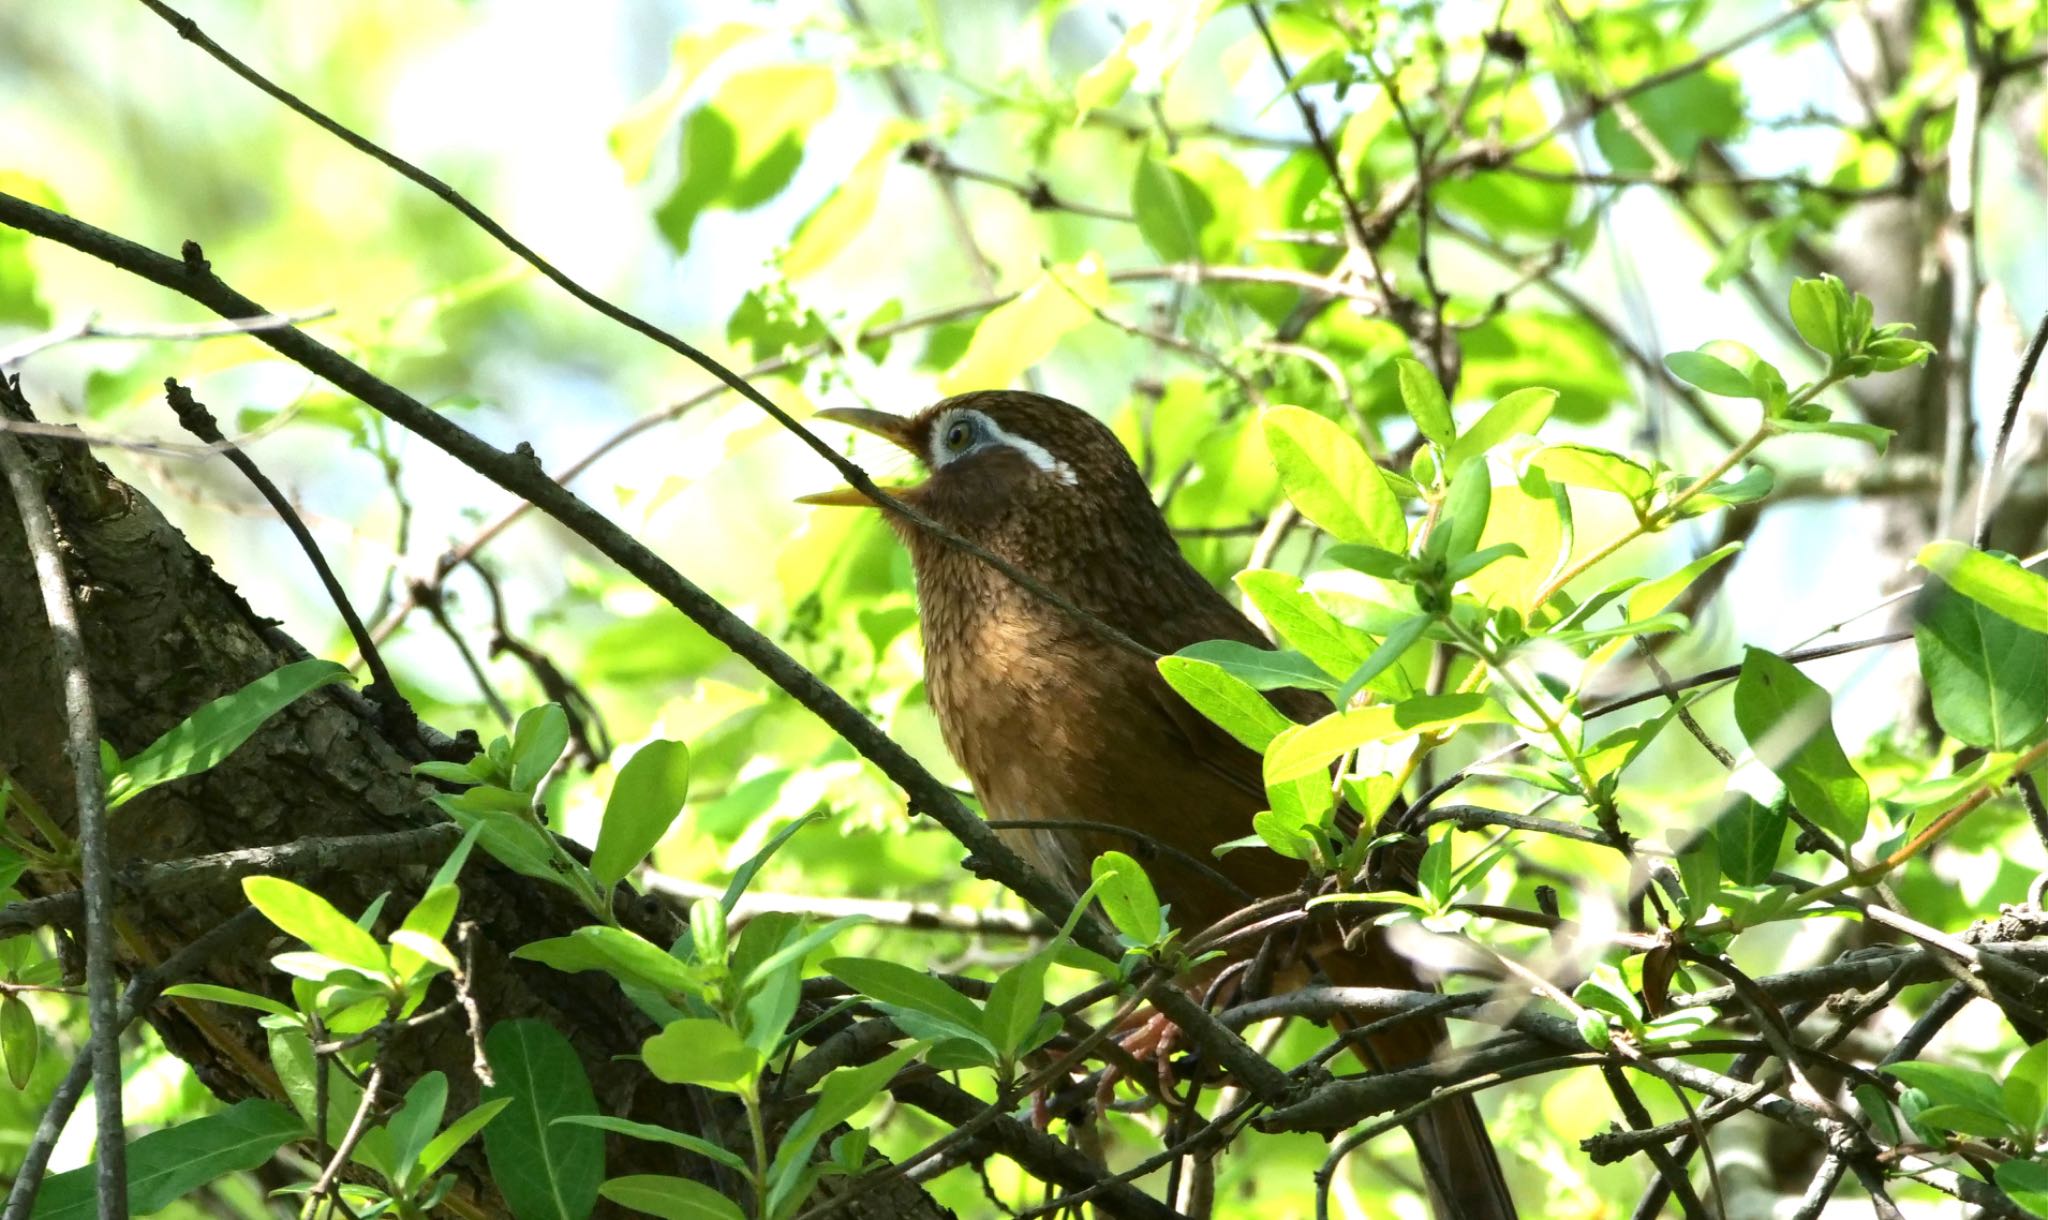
(4, 0, 2048, 1215)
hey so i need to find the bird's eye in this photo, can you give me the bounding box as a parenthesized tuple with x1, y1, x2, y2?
(944, 419, 974, 451)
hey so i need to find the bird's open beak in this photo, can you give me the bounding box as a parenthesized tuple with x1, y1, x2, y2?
(797, 408, 919, 508)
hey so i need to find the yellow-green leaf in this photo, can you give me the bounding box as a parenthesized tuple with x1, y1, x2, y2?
(1917, 542, 2048, 634)
(1157, 656, 1294, 751)
(940, 255, 1106, 395)
(1260, 405, 1403, 549)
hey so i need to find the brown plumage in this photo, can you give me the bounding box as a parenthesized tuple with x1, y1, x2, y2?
(808, 389, 1516, 1220)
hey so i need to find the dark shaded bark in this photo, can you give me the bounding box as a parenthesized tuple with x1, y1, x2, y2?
(0, 384, 952, 1220)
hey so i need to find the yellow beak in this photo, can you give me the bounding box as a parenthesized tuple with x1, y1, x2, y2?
(794, 485, 898, 508)
(812, 407, 916, 447)
(797, 408, 919, 508)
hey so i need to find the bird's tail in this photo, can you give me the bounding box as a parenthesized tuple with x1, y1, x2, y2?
(1323, 938, 1519, 1220)
(1406, 1086, 1518, 1220)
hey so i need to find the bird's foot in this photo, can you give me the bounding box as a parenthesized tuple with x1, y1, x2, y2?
(1095, 1010, 1185, 1113)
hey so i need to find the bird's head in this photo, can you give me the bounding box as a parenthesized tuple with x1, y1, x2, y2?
(800, 391, 1162, 547)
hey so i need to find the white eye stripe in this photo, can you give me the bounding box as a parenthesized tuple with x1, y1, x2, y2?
(928, 408, 1078, 485)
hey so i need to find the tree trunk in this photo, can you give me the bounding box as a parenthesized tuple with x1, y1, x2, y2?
(0, 382, 951, 1220)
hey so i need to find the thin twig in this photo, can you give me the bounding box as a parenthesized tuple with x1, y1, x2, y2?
(0, 305, 333, 367)
(1600, 1062, 1714, 1220)
(162, 379, 415, 739)
(1938, 0, 1990, 539)
(642, 871, 1048, 937)
(0, 824, 460, 935)
(1244, 2, 1395, 306)
(1973, 309, 2048, 546)
(0, 377, 126, 1217)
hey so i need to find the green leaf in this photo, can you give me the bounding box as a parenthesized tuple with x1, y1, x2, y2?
(1854, 1082, 1900, 1146)
(1323, 544, 1415, 580)
(732, 913, 806, 1053)
(591, 739, 692, 887)
(241, 876, 386, 975)
(1444, 387, 1558, 470)
(1773, 416, 1892, 451)
(1264, 695, 1499, 784)
(1173, 640, 1335, 692)
(654, 65, 836, 255)
(1591, 56, 1741, 172)
(382, 1071, 448, 1188)
(2005, 1041, 2048, 1137)
(1252, 806, 1319, 861)
(409, 1099, 510, 1185)
(160, 982, 297, 1019)
(1, 994, 37, 1089)
(1460, 312, 1628, 423)
(1995, 1160, 2048, 1218)
(481, 1020, 604, 1220)
(783, 1041, 923, 1154)
(510, 704, 571, 794)
(1884, 1062, 2009, 1121)
(1865, 338, 1933, 371)
(823, 957, 987, 1037)
(1429, 460, 1492, 566)
(107, 659, 349, 807)
(1574, 965, 1640, 1028)
(607, 24, 761, 182)
(1234, 570, 1373, 681)
(1260, 405, 1404, 549)
(513, 926, 699, 997)
(1663, 350, 1757, 399)
(1157, 656, 1295, 751)
(764, 1041, 924, 1220)
(1545, 612, 1687, 650)
(1915, 574, 2048, 749)
(642, 1018, 761, 1090)
(983, 954, 1050, 1059)
(1917, 542, 2048, 634)
(1133, 151, 1251, 265)
(1628, 543, 1742, 623)
(1074, 48, 1136, 114)
(1335, 616, 1432, 706)
(1733, 648, 1870, 842)
(722, 809, 824, 914)
(1091, 851, 1163, 944)
(598, 1176, 745, 1220)
(1717, 785, 1789, 886)
(268, 1026, 362, 1138)
(413, 759, 482, 784)
(1667, 466, 1773, 517)
(1416, 834, 1453, 905)
(1677, 834, 1721, 921)
(0, 173, 56, 326)
(30, 1100, 303, 1220)
(783, 129, 903, 279)
(1788, 277, 1843, 357)
(552, 1116, 750, 1178)
(1576, 1009, 1613, 1051)
(433, 801, 567, 889)
(739, 914, 865, 995)
(1394, 358, 1454, 447)
(1527, 444, 1655, 503)
(1444, 542, 1527, 585)
(1912, 1103, 2016, 1139)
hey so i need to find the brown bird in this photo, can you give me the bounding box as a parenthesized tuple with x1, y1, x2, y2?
(805, 389, 1516, 1220)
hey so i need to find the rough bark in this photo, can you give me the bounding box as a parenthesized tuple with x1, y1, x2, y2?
(0, 384, 951, 1220)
